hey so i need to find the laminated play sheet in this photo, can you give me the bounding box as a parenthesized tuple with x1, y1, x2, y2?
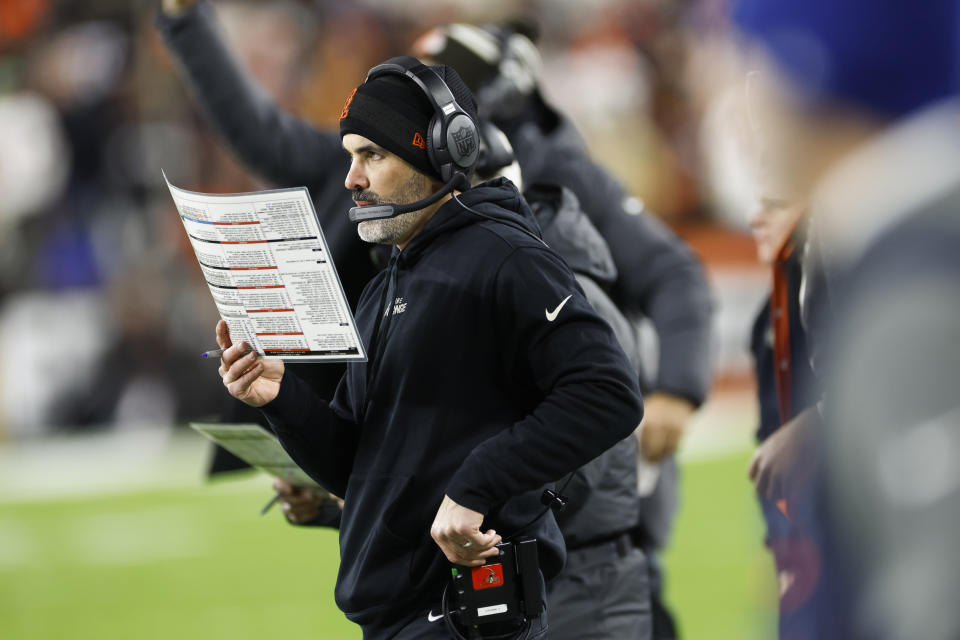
(166, 174, 366, 362)
(189, 422, 323, 489)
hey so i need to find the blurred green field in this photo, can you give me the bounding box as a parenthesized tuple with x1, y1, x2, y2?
(0, 447, 775, 640)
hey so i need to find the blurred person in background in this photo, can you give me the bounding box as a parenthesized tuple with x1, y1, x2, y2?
(734, 0, 960, 637)
(745, 129, 821, 637)
(415, 24, 712, 639)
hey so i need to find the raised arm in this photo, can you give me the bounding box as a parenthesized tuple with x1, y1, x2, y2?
(157, 0, 344, 187)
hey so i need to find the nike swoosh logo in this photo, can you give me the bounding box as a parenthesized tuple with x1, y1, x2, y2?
(427, 611, 444, 623)
(545, 295, 573, 322)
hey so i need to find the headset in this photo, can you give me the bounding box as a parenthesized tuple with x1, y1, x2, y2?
(474, 26, 542, 122)
(348, 56, 481, 223)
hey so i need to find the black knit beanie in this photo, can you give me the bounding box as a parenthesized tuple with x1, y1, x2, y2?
(339, 62, 478, 182)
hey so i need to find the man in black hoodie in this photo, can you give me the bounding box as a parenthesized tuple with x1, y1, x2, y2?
(216, 58, 642, 639)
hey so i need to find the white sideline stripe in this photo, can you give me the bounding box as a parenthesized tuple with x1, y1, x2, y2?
(0, 506, 210, 568)
(0, 428, 262, 504)
(70, 507, 209, 566)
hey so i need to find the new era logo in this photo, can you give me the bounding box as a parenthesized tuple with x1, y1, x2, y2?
(340, 87, 357, 121)
(412, 132, 426, 149)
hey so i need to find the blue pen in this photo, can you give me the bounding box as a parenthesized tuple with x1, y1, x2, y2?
(201, 345, 253, 359)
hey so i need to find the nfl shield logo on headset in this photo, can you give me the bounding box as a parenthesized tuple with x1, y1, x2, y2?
(452, 126, 477, 157)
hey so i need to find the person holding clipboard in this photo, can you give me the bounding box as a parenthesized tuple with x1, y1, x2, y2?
(214, 58, 642, 639)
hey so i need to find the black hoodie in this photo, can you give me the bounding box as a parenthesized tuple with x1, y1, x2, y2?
(261, 178, 643, 636)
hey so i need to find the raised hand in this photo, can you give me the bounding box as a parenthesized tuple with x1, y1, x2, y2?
(215, 320, 284, 407)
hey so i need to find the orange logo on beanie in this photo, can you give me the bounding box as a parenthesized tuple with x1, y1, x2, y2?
(340, 87, 357, 121)
(411, 132, 426, 149)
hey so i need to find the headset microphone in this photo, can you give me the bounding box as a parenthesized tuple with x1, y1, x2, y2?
(348, 174, 467, 223)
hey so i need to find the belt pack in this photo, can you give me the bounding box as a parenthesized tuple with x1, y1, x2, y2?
(444, 538, 544, 639)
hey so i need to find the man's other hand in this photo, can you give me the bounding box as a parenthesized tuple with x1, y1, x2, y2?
(637, 392, 696, 462)
(431, 495, 502, 567)
(273, 478, 343, 525)
(749, 406, 819, 500)
(216, 320, 284, 407)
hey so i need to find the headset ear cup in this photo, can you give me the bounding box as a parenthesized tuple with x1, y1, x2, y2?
(445, 115, 480, 173)
(425, 114, 449, 182)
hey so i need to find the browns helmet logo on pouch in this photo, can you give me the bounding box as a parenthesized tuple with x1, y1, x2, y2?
(471, 563, 504, 590)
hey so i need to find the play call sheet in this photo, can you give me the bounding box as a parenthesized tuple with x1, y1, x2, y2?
(165, 176, 366, 362)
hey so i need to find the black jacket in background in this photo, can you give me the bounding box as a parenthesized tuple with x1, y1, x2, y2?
(498, 98, 713, 404)
(260, 179, 643, 635)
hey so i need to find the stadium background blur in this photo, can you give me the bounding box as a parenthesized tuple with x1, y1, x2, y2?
(0, 1, 776, 638)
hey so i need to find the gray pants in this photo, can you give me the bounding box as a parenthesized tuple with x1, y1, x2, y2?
(546, 541, 652, 640)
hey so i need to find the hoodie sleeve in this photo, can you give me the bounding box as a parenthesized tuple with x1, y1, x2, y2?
(260, 370, 359, 498)
(155, 1, 343, 188)
(445, 246, 644, 515)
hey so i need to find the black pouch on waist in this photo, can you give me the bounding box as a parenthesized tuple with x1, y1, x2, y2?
(447, 538, 544, 634)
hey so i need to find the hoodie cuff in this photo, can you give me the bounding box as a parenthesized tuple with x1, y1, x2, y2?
(649, 384, 703, 410)
(289, 502, 342, 529)
(654, 331, 711, 407)
(445, 474, 496, 516)
(260, 370, 308, 433)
